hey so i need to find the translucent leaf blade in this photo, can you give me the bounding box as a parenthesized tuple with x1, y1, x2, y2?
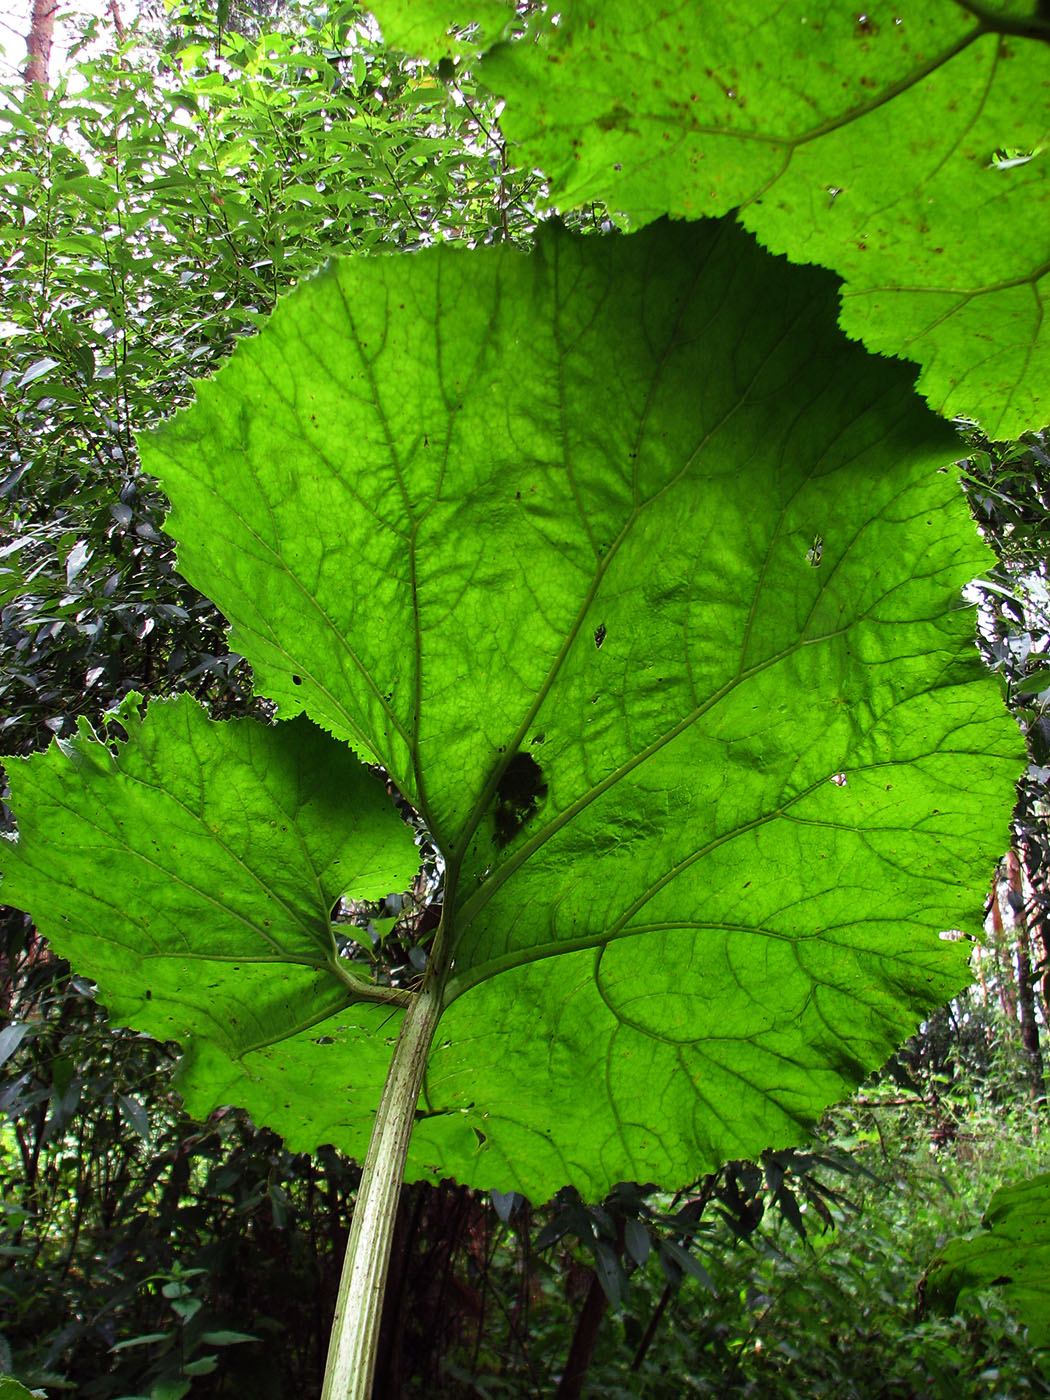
(0, 696, 419, 1155)
(126, 220, 1020, 1197)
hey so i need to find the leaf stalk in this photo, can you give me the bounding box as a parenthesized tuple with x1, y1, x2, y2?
(319, 969, 445, 1399)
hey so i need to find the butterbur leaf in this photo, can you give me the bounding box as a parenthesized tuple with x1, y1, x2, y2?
(7, 219, 1019, 1201)
(0, 1381, 47, 1400)
(371, 0, 1050, 435)
(0, 694, 420, 1144)
(924, 1172, 1050, 1346)
(372, 0, 512, 55)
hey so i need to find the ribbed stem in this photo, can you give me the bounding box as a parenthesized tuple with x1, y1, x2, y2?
(320, 976, 444, 1400)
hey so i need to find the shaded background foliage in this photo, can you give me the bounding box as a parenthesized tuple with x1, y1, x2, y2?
(1, 3, 1049, 1397)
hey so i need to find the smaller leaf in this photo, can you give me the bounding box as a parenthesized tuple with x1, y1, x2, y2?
(1017, 669, 1050, 695)
(773, 1184, 807, 1243)
(118, 1093, 149, 1141)
(111, 1333, 170, 1352)
(181, 1357, 218, 1377)
(534, 1217, 569, 1252)
(64, 540, 91, 586)
(589, 1237, 625, 1307)
(623, 1218, 650, 1267)
(490, 1189, 521, 1224)
(0, 1380, 47, 1400)
(925, 1172, 1050, 1345)
(0, 1024, 28, 1069)
(150, 1383, 190, 1400)
(660, 1240, 714, 1292)
(16, 358, 60, 389)
(69, 343, 95, 381)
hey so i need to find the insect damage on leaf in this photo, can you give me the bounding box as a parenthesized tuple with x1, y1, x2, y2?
(492, 751, 548, 849)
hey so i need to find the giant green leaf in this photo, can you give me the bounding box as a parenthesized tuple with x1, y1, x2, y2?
(372, 0, 1050, 435)
(0, 696, 420, 1144)
(372, 0, 511, 55)
(3, 220, 1019, 1199)
(925, 1172, 1050, 1345)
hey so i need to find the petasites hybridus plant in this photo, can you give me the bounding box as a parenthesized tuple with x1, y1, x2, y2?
(0, 215, 1020, 1395)
(0, 6, 1033, 1396)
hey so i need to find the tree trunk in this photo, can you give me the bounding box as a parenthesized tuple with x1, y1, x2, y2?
(108, 0, 126, 45)
(1019, 838, 1050, 1017)
(1006, 850, 1047, 1105)
(555, 1268, 609, 1400)
(989, 870, 1019, 1024)
(1015, 921, 1045, 1102)
(25, 0, 57, 88)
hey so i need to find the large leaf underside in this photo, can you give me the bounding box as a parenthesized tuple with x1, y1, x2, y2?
(0, 698, 420, 1144)
(926, 1172, 1050, 1346)
(120, 218, 1015, 1197)
(374, 0, 1050, 436)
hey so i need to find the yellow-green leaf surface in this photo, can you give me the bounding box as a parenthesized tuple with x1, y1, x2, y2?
(0, 1381, 44, 1400)
(925, 1172, 1050, 1345)
(0, 696, 419, 1145)
(373, 0, 1050, 435)
(372, 0, 511, 55)
(7, 221, 1019, 1198)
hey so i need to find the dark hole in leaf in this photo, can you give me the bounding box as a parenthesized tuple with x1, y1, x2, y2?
(292, 674, 303, 685)
(493, 751, 548, 848)
(473, 1128, 487, 1146)
(594, 622, 607, 649)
